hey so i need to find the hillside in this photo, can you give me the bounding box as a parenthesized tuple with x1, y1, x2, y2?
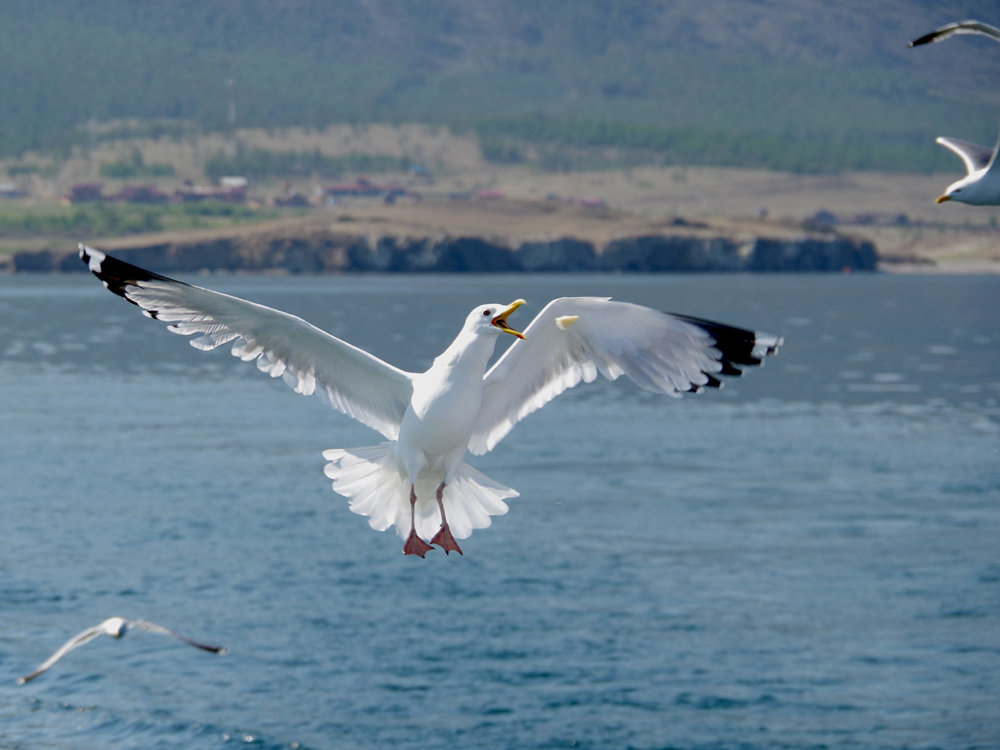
(2, 0, 1000, 171)
(4, 121, 1000, 272)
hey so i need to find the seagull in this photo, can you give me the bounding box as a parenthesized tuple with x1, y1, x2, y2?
(16, 616, 226, 684)
(908, 19, 1000, 47)
(906, 20, 1000, 204)
(78, 244, 782, 557)
(932, 133, 1000, 205)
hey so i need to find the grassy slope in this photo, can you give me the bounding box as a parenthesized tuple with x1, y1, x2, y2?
(4, 123, 999, 270)
(2, 0, 1000, 170)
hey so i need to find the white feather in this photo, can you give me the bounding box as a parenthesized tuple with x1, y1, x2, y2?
(323, 445, 516, 539)
(95, 266, 414, 440)
(470, 297, 728, 455)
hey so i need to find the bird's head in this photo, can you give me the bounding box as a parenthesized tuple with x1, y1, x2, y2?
(936, 184, 961, 204)
(467, 300, 526, 339)
(102, 617, 129, 638)
(937, 174, 980, 204)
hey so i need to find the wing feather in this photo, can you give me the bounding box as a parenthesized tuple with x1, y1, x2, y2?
(469, 297, 781, 455)
(17, 625, 107, 684)
(909, 20, 1000, 47)
(132, 619, 226, 653)
(936, 136, 996, 175)
(79, 245, 413, 440)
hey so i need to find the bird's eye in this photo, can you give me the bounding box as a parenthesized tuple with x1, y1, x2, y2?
(483, 310, 491, 316)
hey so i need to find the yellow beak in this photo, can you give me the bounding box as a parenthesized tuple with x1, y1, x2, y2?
(492, 299, 526, 339)
(935, 194, 951, 204)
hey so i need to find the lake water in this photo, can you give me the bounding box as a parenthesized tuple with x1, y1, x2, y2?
(1, 271, 998, 750)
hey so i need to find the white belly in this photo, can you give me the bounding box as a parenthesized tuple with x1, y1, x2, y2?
(397, 368, 483, 477)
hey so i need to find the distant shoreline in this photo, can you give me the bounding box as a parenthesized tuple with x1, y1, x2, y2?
(3, 198, 881, 275)
(5, 196, 999, 275)
(8, 228, 878, 275)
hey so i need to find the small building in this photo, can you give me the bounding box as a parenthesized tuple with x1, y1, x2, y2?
(63, 183, 104, 204)
(220, 176, 248, 190)
(115, 185, 169, 204)
(174, 183, 246, 204)
(474, 189, 505, 200)
(323, 176, 411, 202)
(273, 192, 310, 207)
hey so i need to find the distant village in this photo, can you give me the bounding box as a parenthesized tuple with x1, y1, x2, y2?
(53, 175, 423, 208)
(0, 167, 622, 215)
(0, 170, 930, 231)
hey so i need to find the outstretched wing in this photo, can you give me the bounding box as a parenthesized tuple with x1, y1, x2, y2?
(17, 624, 107, 684)
(469, 297, 781, 455)
(131, 619, 227, 654)
(936, 136, 996, 176)
(79, 245, 414, 440)
(908, 20, 1000, 47)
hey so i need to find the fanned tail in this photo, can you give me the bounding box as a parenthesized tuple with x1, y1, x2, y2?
(322, 444, 517, 540)
(323, 444, 409, 534)
(437, 463, 518, 540)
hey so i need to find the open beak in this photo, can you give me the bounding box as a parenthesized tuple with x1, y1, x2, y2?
(492, 299, 526, 339)
(935, 194, 951, 204)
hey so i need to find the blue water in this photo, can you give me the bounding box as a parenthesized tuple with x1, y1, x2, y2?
(1, 272, 998, 750)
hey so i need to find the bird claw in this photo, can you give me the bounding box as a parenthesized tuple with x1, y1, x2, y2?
(403, 530, 434, 557)
(431, 524, 463, 555)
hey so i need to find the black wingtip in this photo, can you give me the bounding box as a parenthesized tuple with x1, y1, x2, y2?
(670, 312, 781, 388)
(194, 643, 228, 654)
(78, 244, 184, 314)
(907, 32, 935, 47)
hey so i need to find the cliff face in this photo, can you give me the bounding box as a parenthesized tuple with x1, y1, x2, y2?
(12, 229, 877, 273)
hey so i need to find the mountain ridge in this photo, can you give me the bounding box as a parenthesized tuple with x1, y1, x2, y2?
(3, 0, 999, 171)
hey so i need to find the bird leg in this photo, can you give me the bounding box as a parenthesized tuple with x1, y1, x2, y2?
(403, 484, 434, 557)
(430, 482, 463, 555)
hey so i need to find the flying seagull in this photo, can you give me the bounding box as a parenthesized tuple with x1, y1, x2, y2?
(906, 20, 1000, 204)
(17, 616, 226, 684)
(78, 244, 781, 557)
(908, 20, 1000, 47)
(932, 133, 1000, 205)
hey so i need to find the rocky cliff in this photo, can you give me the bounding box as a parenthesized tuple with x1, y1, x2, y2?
(12, 228, 877, 274)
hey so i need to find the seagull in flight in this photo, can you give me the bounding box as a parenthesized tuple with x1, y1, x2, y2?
(79, 244, 782, 557)
(17, 616, 226, 684)
(907, 21, 1000, 205)
(931, 133, 1000, 205)
(908, 19, 1000, 47)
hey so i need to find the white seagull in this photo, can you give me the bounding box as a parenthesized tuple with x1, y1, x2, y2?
(907, 19, 1000, 205)
(908, 20, 1000, 47)
(17, 616, 226, 684)
(79, 244, 781, 557)
(931, 133, 1000, 205)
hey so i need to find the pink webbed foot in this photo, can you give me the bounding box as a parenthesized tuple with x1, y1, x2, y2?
(403, 530, 434, 558)
(430, 523, 463, 556)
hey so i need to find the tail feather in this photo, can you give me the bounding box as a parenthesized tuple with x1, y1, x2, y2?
(440, 464, 518, 538)
(323, 445, 518, 541)
(324, 444, 408, 533)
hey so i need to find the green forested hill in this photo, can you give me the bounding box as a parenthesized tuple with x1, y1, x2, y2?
(3, 0, 1000, 172)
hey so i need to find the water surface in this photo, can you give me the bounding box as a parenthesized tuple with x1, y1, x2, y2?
(1, 272, 998, 749)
